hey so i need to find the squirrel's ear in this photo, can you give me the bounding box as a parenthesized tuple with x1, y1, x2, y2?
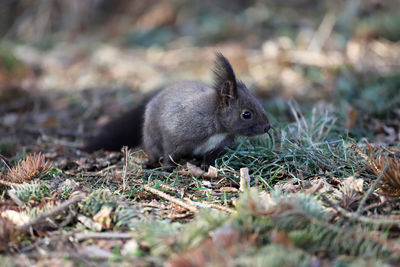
(213, 52, 237, 106)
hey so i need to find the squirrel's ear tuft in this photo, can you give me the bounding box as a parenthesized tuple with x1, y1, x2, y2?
(213, 52, 237, 106)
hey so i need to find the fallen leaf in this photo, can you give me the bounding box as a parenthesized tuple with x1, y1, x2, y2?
(93, 206, 113, 229)
(205, 166, 218, 178)
(201, 180, 212, 188)
(342, 176, 364, 192)
(183, 162, 204, 177)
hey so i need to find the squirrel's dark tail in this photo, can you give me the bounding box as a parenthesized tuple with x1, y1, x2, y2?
(83, 92, 156, 152)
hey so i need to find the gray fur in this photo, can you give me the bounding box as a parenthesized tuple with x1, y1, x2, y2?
(143, 53, 270, 169)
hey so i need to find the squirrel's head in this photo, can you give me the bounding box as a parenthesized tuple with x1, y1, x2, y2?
(213, 53, 270, 136)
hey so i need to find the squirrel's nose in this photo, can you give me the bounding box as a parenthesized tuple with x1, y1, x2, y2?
(264, 124, 270, 133)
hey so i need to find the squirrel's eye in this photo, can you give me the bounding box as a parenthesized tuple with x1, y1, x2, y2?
(241, 110, 252, 119)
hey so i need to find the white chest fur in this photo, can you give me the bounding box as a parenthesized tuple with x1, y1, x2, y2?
(193, 133, 228, 156)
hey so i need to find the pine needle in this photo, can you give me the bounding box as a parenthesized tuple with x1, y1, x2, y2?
(4, 153, 52, 183)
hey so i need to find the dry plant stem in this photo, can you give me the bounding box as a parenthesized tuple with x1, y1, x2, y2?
(16, 194, 86, 231)
(356, 164, 389, 215)
(321, 195, 400, 227)
(122, 146, 128, 193)
(308, 12, 336, 52)
(0, 154, 12, 172)
(20, 229, 82, 253)
(0, 179, 19, 187)
(386, 147, 400, 154)
(239, 167, 250, 192)
(143, 185, 199, 214)
(203, 202, 235, 214)
(8, 190, 24, 206)
(361, 202, 388, 214)
(158, 183, 180, 192)
(75, 232, 132, 242)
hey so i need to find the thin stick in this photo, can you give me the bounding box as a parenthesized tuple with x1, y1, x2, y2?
(239, 167, 250, 192)
(361, 202, 387, 214)
(8, 190, 24, 206)
(356, 164, 389, 215)
(75, 232, 132, 242)
(122, 146, 128, 193)
(203, 203, 235, 214)
(0, 154, 12, 172)
(16, 194, 86, 231)
(20, 229, 81, 253)
(143, 185, 198, 214)
(308, 12, 336, 52)
(0, 179, 19, 187)
(321, 195, 400, 227)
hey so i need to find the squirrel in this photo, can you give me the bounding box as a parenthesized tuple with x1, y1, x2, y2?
(85, 53, 270, 170)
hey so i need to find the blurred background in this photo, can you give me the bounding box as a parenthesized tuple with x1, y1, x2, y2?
(0, 0, 399, 155)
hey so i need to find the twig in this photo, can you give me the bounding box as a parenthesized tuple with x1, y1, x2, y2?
(356, 164, 389, 215)
(338, 0, 361, 40)
(8, 190, 24, 206)
(286, 50, 345, 68)
(0, 154, 12, 172)
(321, 195, 400, 227)
(361, 202, 388, 214)
(75, 232, 132, 242)
(122, 146, 128, 193)
(158, 183, 180, 192)
(143, 185, 198, 214)
(16, 194, 86, 231)
(239, 167, 250, 192)
(308, 12, 336, 52)
(202, 202, 235, 214)
(0, 179, 19, 187)
(20, 229, 82, 253)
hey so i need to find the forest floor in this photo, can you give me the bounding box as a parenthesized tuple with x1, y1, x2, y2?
(1, 1, 400, 266)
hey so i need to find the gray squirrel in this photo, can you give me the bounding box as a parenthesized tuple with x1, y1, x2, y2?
(85, 53, 270, 170)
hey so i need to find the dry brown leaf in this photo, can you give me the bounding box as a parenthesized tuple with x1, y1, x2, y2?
(93, 206, 113, 229)
(342, 176, 364, 193)
(182, 162, 204, 177)
(274, 178, 299, 193)
(180, 162, 219, 178)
